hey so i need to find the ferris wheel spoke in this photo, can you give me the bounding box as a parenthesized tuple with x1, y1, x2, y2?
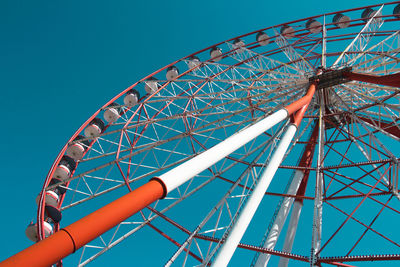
(225, 42, 307, 78)
(62, 100, 294, 209)
(60, 84, 304, 220)
(336, 82, 399, 111)
(328, 91, 400, 199)
(73, 87, 300, 163)
(165, 138, 276, 266)
(67, 114, 280, 208)
(354, 57, 400, 74)
(346, 30, 400, 69)
(332, 5, 385, 68)
(77, 137, 274, 265)
(272, 29, 314, 73)
(332, 88, 399, 151)
(77, 98, 272, 163)
(355, 112, 400, 140)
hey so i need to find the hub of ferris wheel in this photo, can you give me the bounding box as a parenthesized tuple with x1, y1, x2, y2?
(309, 66, 353, 90)
(308, 66, 353, 129)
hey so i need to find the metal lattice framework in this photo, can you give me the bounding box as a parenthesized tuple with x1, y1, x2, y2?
(4, 2, 400, 267)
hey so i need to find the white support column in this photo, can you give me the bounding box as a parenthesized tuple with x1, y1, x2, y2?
(211, 124, 298, 267)
(310, 92, 325, 266)
(157, 109, 288, 194)
(254, 170, 304, 267)
(278, 199, 304, 267)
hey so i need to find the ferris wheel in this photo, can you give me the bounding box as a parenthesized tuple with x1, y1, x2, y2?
(2, 2, 400, 267)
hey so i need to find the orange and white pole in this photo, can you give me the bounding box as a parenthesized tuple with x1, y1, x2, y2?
(1, 84, 315, 267)
(212, 84, 315, 267)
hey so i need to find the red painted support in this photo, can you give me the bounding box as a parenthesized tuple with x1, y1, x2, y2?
(286, 83, 316, 115)
(294, 123, 319, 202)
(344, 72, 400, 88)
(357, 115, 400, 139)
(0, 180, 165, 267)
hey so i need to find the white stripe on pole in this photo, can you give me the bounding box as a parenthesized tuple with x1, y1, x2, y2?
(254, 170, 304, 267)
(278, 200, 304, 267)
(211, 124, 298, 267)
(158, 109, 288, 193)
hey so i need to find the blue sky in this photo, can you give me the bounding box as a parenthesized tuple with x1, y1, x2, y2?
(0, 0, 390, 265)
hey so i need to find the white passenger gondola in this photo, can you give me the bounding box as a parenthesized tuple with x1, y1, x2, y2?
(256, 32, 270, 46)
(25, 221, 53, 242)
(232, 39, 245, 53)
(53, 155, 76, 181)
(187, 56, 201, 69)
(280, 25, 295, 39)
(333, 13, 350, 28)
(306, 19, 322, 33)
(166, 66, 179, 80)
(103, 102, 121, 123)
(84, 118, 105, 138)
(361, 8, 380, 22)
(210, 47, 223, 62)
(36, 190, 59, 207)
(123, 89, 140, 107)
(144, 77, 159, 94)
(66, 135, 90, 161)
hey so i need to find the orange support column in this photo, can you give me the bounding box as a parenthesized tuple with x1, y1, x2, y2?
(286, 83, 316, 116)
(0, 180, 165, 267)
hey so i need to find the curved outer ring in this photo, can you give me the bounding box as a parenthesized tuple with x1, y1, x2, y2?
(36, 1, 400, 260)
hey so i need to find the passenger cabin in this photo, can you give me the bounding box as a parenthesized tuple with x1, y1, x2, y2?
(84, 118, 105, 138)
(66, 135, 90, 161)
(256, 32, 270, 46)
(306, 19, 322, 33)
(25, 221, 53, 242)
(103, 102, 121, 123)
(53, 155, 76, 181)
(232, 39, 245, 53)
(210, 47, 223, 62)
(361, 8, 380, 22)
(333, 13, 350, 28)
(166, 66, 179, 80)
(188, 56, 201, 69)
(124, 89, 140, 107)
(36, 190, 59, 207)
(280, 25, 295, 39)
(144, 77, 160, 94)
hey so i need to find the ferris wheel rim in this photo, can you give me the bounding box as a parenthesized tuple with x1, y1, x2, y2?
(29, 2, 400, 266)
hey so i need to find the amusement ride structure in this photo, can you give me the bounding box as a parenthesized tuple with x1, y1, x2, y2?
(2, 2, 400, 266)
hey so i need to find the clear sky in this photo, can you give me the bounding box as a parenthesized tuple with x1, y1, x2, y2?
(0, 0, 391, 266)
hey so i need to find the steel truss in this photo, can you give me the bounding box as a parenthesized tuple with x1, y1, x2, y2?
(2, 2, 400, 267)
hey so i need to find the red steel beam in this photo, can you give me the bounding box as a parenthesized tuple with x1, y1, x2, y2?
(357, 115, 400, 140)
(344, 72, 400, 88)
(318, 254, 400, 263)
(294, 122, 319, 202)
(193, 234, 309, 262)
